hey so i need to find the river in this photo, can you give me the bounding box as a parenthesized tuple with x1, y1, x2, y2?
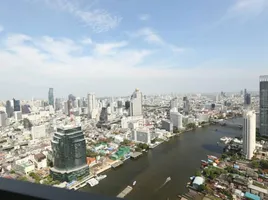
(81, 119, 243, 200)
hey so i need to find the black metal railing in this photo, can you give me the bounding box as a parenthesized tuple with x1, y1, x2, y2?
(0, 178, 120, 200)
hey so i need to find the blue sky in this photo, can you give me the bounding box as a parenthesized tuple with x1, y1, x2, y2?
(0, 0, 268, 99)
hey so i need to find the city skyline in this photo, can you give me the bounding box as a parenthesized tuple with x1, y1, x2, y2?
(1, 0, 268, 98)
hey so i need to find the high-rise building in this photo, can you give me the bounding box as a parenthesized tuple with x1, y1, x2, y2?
(170, 98, 178, 109)
(132, 128, 151, 144)
(14, 111, 22, 121)
(260, 75, 268, 136)
(0, 111, 7, 127)
(129, 88, 143, 117)
(63, 100, 71, 116)
(87, 93, 96, 118)
(48, 88, 54, 107)
(183, 97, 190, 115)
(5, 100, 13, 118)
(243, 110, 256, 160)
(13, 98, 21, 112)
(50, 126, 89, 182)
(170, 110, 183, 129)
(21, 104, 31, 114)
(55, 98, 62, 111)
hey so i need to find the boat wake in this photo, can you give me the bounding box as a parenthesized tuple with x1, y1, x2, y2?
(154, 177, 171, 192)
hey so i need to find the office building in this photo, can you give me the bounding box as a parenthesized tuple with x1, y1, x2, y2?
(183, 97, 190, 115)
(13, 98, 21, 111)
(260, 75, 268, 136)
(129, 88, 143, 117)
(31, 125, 47, 140)
(0, 111, 7, 127)
(244, 88, 251, 107)
(170, 98, 178, 109)
(14, 111, 22, 121)
(161, 119, 173, 132)
(50, 126, 89, 182)
(21, 104, 31, 114)
(64, 100, 71, 116)
(243, 110, 256, 160)
(5, 100, 13, 118)
(55, 98, 62, 111)
(87, 93, 96, 118)
(48, 88, 54, 107)
(170, 110, 183, 129)
(132, 128, 151, 144)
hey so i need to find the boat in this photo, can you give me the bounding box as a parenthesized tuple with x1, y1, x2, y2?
(201, 160, 208, 164)
(207, 155, 218, 160)
(133, 181, 136, 186)
(87, 178, 99, 187)
(96, 174, 107, 181)
(166, 177, 171, 182)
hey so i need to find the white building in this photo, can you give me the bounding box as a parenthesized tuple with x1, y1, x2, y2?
(132, 128, 151, 144)
(170, 111, 183, 129)
(243, 110, 256, 160)
(198, 113, 210, 123)
(14, 111, 22, 121)
(129, 89, 143, 117)
(87, 93, 96, 118)
(0, 111, 7, 127)
(31, 125, 47, 140)
(170, 98, 178, 109)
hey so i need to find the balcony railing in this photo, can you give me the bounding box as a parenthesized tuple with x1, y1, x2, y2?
(0, 177, 120, 200)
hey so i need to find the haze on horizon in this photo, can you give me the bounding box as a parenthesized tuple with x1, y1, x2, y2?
(0, 0, 268, 99)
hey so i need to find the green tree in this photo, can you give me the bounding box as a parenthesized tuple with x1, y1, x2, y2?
(18, 176, 28, 181)
(10, 170, 15, 174)
(120, 139, 132, 146)
(195, 170, 202, 176)
(86, 149, 98, 157)
(197, 184, 206, 192)
(252, 160, 260, 168)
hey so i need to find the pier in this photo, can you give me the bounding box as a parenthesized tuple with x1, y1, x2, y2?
(111, 160, 123, 168)
(117, 186, 133, 198)
(131, 152, 142, 159)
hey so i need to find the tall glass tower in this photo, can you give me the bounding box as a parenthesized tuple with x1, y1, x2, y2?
(50, 126, 89, 182)
(260, 75, 268, 136)
(48, 88, 54, 107)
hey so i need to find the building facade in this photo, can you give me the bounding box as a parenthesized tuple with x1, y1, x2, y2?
(0, 111, 7, 127)
(50, 126, 89, 182)
(260, 76, 268, 136)
(129, 89, 143, 117)
(87, 93, 96, 119)
(13, 99, 21, 112)
(170, 110, 183, 129)
(48, 88, 54, 107)
(132, 128, 151, 144)
(243, 110, 256, 160)
(5, 100, 13, 118)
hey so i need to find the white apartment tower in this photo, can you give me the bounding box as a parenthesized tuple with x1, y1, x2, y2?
(243, 110, 256, 160)
(87, 93, 96, 118)
(170, 110, 183, 129)
(129, 89, 143, 117)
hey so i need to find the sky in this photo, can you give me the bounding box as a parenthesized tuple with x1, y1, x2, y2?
(0, 0, 268, 99)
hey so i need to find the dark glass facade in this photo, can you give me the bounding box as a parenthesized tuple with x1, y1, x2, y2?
(50, 126, 89, 182)
(260, 76, 268, 136)
(13, 99, 21, 112)
(48, 88, 54, 107)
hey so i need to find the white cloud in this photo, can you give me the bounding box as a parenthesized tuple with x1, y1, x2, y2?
(139, 14, 150, 21)
(94, 41, 128, 55)
(31, 0, 121, 33)
(134, 27, 185, 53)
(0, 31, 265, 99)
(0, 25, 4, 33)
(223, 0, 268, 20)
(81, 37, 93, 45)
(136, 28, 164, 45)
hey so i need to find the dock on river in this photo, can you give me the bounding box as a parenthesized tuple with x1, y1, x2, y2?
(117, 186, 133, 198)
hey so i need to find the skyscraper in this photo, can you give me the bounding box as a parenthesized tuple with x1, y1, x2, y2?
(243, 110, 256, 160)
(260, 75, 268, 136)
(13, 98, 21, 112)
(5, 100, 13, 118)
(87, 93, 96, 118)
(170, 97, 178, 109)
(129, 88, 143, 116)
(0, 111, 7, 127)
(50, 126, 89, 182)
(48, 88, 54, 107)
(183, 97, 190, 115)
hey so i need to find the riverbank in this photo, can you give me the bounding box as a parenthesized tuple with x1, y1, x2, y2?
(81, 120, 242, 200)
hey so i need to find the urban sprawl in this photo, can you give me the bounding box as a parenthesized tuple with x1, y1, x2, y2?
(0, 75, 268, 200)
